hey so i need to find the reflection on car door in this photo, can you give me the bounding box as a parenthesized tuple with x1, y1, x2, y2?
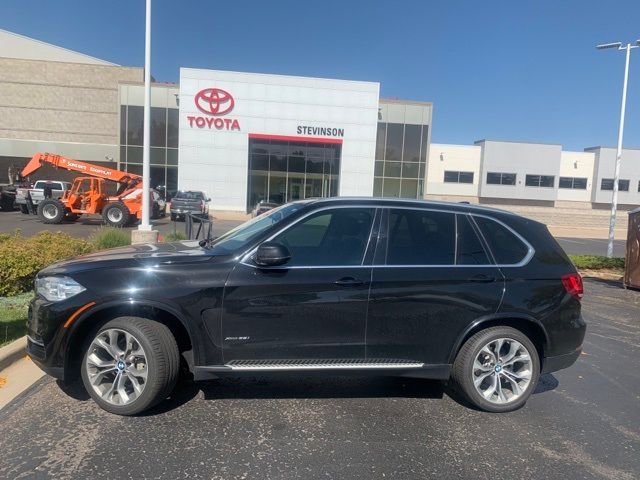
(221, 207, 379, 361)
(366, 208, 504, 364)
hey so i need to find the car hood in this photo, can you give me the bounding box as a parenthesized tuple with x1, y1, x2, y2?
(40, 240, 217, 275)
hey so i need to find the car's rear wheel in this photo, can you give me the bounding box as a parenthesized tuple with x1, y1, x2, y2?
(80, 317, 180, 415)
(452, 326, 540, 413)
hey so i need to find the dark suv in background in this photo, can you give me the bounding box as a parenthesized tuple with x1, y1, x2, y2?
(27, 198, 585, 415)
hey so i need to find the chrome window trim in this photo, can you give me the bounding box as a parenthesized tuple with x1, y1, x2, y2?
(238, 204, 534, 270)
(240, 204, 379, 269)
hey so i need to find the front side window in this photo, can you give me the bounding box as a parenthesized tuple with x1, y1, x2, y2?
(601, 178, 630, 191)
(525, 174, 555, 188)
(473, 216, 530, 265)
(273, 208, 375, 266)
(386, 209, 455, 265)
(486, 172, 516, 185)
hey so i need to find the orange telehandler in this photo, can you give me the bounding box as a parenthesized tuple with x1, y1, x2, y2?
(21, 152, 149, 227)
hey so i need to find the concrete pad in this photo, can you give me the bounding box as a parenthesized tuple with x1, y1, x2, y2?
(0, 355, 45, 410)
(131, 229, 159, 244)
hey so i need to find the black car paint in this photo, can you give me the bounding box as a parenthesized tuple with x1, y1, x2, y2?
(27, 198, 585, 383)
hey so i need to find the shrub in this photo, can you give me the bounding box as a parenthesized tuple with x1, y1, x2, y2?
(0, 231, 93, 296)
(163, 231, 187, 242)
(89, 227, 131, 250)
(569, 255, 625, 271)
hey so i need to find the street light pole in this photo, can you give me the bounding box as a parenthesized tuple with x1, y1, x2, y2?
(139, 0, 152, 232)
(596, 41, 639, 258)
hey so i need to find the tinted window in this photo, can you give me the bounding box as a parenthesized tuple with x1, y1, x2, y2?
(274, 208, 375, 266)
(601, 178, 629, 191)
(385, 124, 403, 161)
(444, 171, 474, 184)
(474, 216, 529, 265)
(456, 215, 490, 265)
(487, 172, 516, 185)
(387, 209, 455, 265)
(559, 177, 587, 190)
(525, 174, 554, 187)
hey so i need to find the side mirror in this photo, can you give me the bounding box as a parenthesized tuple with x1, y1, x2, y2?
(255, 242, 291, 267)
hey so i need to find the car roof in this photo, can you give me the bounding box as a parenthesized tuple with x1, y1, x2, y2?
(294, 196, 521, 217)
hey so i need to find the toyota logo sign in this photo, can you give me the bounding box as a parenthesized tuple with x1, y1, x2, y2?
(194, 88, 235, 116)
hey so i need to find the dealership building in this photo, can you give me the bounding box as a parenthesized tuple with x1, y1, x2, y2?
(1, 29, 638, 222)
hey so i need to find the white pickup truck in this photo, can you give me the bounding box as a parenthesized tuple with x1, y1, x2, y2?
(15, 180, 71, 214)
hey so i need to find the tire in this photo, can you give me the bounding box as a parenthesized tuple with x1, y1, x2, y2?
(451, 326, 540, 413)
(102, 201, 130, 228)
(37, 199, 66, 224)
(20, 204, 29, 214)
(80, 316, 180, 416)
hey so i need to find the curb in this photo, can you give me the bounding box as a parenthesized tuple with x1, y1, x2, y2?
(0, 336, 27, 372)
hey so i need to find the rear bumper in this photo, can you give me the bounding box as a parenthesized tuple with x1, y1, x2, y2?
(542, 347, 582, 374)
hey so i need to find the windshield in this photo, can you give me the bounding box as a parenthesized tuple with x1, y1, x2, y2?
(175, 191, 203, 200)
(205, 203, 306, 255)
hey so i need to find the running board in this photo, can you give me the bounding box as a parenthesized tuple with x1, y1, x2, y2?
(224, 358, 425, 371)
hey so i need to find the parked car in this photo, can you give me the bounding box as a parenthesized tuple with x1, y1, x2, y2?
(169, 190, 210, 221)
(251, 201, 279, 217)
(27, 197, 585, 415)
(16, 180, 71, 214)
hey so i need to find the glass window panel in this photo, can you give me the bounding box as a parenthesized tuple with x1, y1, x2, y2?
(248, 172, 268, 208)
(384, 161, 402, 178)
(475, 216, 529, 264)
(125, 164, 142, 176)
(329, 176, 339, 197)
(459, 171, 474, 184)
(375, 123, 386, 159)
(418, 179, 424, 197)
(305, 176, 323, 198)
(559, 177, 573, 189)
(251, 154, 269, 171)
(287, 173, 304, 202)
(120, 145, 126, 165)
(525, 175, 540, 187)
(382, 178, 401, 197)
(167, 149, 178, 166)
(120, 105, 127, 145)
(420, 125, 429, 162)
(166, 166, 178, 192)
(126, 146, 142, 164)
(399, 179, 418, 198)
(385, 124, 403, 161)
(373, 177, 383, 196)
(274, 208, 374, 266)
(573, 177, 587, 189)
(150, 107, 166, 147)
(374, 161, 384, 177)
(306, 156, 324, 174)
(444, 171, 459, 183)
(167, 109, 179, 148)
(386, 209, 455, 265)
(288, 153, 305, 173)
(402, 125, 422, 162)
(250, 140, 270, 156)
(268, 172, 287, 204)
(402, 162, 420, 179)
(127, 106, 143, 146)
(601, 178, 614, 190)
(619, 179, 630, 191)
(419, 163, 425, 179)
(151, 147, 165, 165)
(501, 173, 516, 185)
(456, 215, 490, 265)
(540, 175, 554, 188)
(150, 166, 165, 190)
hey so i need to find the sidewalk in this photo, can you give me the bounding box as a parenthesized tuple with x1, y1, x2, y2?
(0, 355, 45, 410)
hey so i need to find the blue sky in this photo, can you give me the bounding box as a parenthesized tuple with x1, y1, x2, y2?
(2, 0, 640, 150)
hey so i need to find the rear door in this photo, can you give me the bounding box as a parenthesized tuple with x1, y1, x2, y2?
(366, 208, 504, 365)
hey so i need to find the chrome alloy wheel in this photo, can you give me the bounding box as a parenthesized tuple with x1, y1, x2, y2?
(42, 203, 59, 219)
(472, 338, 533, 404)
(107, 208, 123, 223)
(85, 329, 148, 406)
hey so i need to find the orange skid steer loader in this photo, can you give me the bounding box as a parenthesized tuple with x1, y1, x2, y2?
(21, 153, 148, 227)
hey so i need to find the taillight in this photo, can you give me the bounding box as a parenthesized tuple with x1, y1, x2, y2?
(562, 273, 584, 300)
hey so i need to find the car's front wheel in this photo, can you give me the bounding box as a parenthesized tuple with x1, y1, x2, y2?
(80, 317, 180, 415)
(452, 326, 540, 413)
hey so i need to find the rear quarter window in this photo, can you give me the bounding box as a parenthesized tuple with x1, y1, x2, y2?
(473, 216, 530, 265)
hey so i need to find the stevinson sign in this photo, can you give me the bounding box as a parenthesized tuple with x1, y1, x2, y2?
(186, 87, 241, 131)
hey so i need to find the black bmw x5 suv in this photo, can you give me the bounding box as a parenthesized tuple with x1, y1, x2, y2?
(27, 198, 585, 415)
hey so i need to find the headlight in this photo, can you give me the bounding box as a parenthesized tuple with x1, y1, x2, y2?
(35, 276, 86, 302)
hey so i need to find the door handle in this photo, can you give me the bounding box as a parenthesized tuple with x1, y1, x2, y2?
(468, 274, 496, 283)
(334, 277, 364, 286)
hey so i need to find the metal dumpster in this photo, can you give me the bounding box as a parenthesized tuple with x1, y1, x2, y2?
(624, 207, 640, 289)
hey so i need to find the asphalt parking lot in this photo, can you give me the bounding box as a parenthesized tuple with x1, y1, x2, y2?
(0, 278, 638, 479)
(0, 210, 628, 257)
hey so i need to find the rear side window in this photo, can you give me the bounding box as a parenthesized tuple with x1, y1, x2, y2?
(386, 209, 455, 265)
(473, 216, 530, 265)
(456, 215, 490, 265)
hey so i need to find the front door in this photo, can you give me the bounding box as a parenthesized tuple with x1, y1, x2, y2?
(221, 207, 379, 362)
(366, 208, 504, 365)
